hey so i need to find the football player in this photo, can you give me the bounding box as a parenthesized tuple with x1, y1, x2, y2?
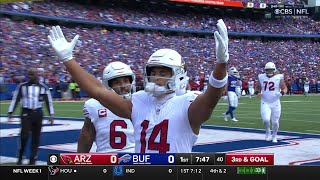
(248, 78, 255, 98)
(235, 72, 242, 99)
(303, 78, 310, 96)
(223, 67, 239, 122)
(255, 62, 287, 143)
(77, 61, 135, 153)
(47, 19, 229, 153)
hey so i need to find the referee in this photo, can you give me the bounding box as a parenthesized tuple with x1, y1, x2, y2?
(7, 68, 54, 165)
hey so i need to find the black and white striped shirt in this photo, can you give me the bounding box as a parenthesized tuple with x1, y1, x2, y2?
(8, 81, 54, 116)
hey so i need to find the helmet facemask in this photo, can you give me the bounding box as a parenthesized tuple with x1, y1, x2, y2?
(144, 48, 185, 97)
(265, 68, 276, 77)
(144, 65, 185, 97)
(105, 76, 136, 99)
(229, 67, 239, 78)
(264, 62, 276, 77)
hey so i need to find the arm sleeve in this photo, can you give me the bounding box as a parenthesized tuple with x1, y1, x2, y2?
(42, 84, 54, 116)
(8, 84, 23, 113)
(83, 100, 94, 123)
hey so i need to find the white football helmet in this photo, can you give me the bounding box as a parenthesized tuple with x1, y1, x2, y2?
(144, 49, 185, 97)
(264, 62, 276, 77)
(229, 67, 239, 77)
(175, 72, 189, 96)
(102, 61, 136, 99)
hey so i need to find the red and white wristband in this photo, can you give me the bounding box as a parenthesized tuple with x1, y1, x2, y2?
(209, 73, 228, 88)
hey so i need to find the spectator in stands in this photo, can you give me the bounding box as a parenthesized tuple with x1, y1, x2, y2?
(0, 16, 319, 96)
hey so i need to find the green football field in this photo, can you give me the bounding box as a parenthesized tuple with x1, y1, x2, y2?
(1, 95, 319, 134)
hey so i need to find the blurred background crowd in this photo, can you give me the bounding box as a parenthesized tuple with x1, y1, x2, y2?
(0, 0, 319, 98)
(1, 0, 318, 34)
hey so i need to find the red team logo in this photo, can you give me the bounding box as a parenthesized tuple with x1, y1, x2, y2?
(98, 109, 107, 118)
(60, 154, 74, 164)
(48, 166, 59, 176)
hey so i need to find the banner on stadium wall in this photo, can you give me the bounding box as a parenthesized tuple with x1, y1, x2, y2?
(169, 0, 244, 8)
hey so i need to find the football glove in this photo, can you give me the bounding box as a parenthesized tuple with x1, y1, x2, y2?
(214, 19, 229, 64)
(47, 26, 79, 62)
(275, 91, 284, 97)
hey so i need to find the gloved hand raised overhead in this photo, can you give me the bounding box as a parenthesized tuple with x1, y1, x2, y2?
(47, 26, 79, 62)
(214, 19, 229, 64)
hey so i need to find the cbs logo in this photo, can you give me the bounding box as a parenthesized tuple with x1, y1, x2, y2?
(50, 155, 58, 163)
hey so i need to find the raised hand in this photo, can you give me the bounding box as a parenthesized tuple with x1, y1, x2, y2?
(47, 26, 79, 62)
(214, 19, 229, 64)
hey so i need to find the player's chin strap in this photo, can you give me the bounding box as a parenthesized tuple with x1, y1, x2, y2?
(208, 72, 228, 88)
(108, 87, 132, 99)
(145, 82, 172, 97)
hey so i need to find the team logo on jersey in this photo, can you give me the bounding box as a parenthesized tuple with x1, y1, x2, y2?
(98, 109, 107, 118)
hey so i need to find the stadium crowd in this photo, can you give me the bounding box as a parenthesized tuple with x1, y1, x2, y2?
(1, 17, 319, 91)
(0, 1, 319, 35)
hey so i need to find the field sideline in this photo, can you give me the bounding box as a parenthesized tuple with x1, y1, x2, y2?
(1, 94, 319, 134)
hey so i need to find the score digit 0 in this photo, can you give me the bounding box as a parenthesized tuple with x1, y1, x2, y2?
(168, 155, 175, 164)
(110, 155, 117, 164)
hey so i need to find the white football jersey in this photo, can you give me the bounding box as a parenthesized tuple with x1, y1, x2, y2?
(83, 99, 135, 153)
(131, 91, 199, 153)
(248, 80, 254, 88)
(304, 80, 309, 86)
(258, 74, 282, 103)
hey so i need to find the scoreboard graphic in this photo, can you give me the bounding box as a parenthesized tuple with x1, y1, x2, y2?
(2, 153, 319, 179)
(47, 153, 274, 166)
